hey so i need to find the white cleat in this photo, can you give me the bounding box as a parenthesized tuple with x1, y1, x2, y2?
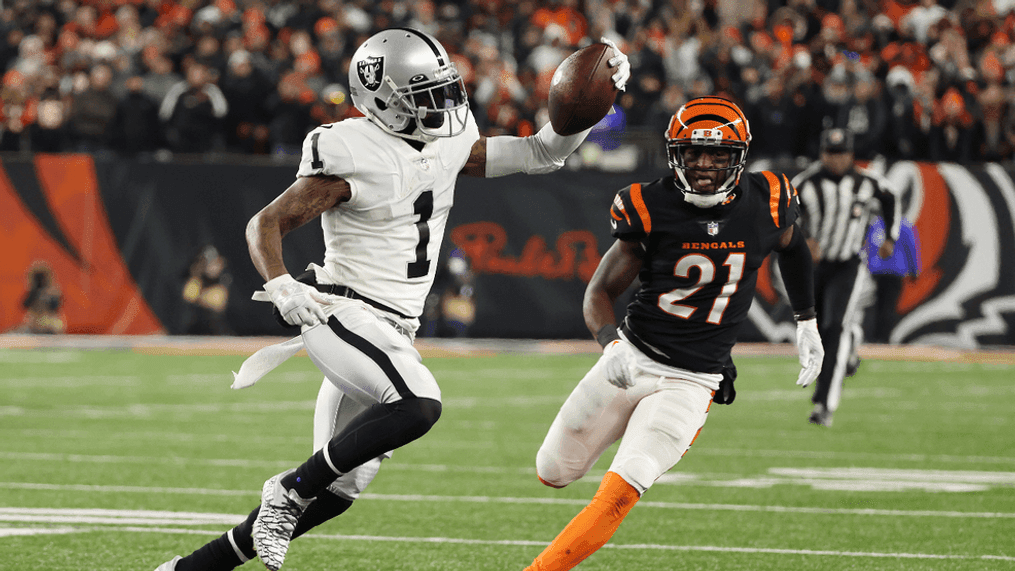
(252, 469, 314, 571)
(154, 555, 181, 571)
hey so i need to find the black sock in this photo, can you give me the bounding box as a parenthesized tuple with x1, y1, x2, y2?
(292, 491, 354, 538)
(175, 507, 257, 571)
(281, 397, 441, 499)
(175, 492, 354, 571)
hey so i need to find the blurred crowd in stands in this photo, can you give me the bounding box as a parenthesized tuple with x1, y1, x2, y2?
(0, 0, 1012, 162)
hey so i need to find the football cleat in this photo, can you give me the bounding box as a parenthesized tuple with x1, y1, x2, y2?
(252, 469, 314, 571)
(154, 555, 181, 571)
(808, 403, 833, 427)
(846, 354, 861, 378)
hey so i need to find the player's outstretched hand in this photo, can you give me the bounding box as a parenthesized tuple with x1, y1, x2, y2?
(600, 37, 630, 92)
(264, 274, 328, 327)
(795, 318, 823, 387)
(602, 339, 636, 389)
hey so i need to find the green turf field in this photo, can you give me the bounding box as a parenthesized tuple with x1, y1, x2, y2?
(1, 346, 1013, 570)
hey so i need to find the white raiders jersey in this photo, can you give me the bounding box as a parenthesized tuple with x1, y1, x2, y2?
(295, 111, 480, 318)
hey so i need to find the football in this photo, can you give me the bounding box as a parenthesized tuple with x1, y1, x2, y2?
(548, 43, 620, 136)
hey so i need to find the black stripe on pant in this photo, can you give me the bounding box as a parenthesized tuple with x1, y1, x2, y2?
(327, 314, 416, 399)
(284, 316, 442, 499)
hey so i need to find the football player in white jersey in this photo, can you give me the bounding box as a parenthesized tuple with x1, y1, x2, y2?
(155, 28, 630, 571)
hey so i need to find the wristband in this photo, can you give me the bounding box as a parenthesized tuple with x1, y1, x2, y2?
(595, 324, 621, 348)
(793, 307, 817, 321)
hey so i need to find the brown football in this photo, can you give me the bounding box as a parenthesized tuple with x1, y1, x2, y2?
(548, 43, 619, 136)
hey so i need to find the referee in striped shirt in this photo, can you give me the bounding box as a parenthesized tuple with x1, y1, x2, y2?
(791, 128, 900, 427)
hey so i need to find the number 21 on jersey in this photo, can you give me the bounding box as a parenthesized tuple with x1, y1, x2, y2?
(658, 253, 745, 325)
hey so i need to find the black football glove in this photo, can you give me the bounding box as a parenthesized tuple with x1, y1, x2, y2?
(713, 361, 737, 405)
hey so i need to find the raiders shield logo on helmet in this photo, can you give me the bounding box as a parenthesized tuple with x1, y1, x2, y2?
(357, 56, 384, 91)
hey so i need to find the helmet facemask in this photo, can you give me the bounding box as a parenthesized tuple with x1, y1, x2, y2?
(388, 64, 469, 141)
(667, 133, 747, 208)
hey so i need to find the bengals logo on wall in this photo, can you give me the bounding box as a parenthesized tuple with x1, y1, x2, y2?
(357, 56, 384, 91)
(746, 159, 1015, 347)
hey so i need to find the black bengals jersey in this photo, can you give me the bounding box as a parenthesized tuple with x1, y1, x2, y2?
(610, 171, 800, 374)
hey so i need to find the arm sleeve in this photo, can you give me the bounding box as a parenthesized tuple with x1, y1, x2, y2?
(775, 221, 816, 314)
(485, 122, 592, 177)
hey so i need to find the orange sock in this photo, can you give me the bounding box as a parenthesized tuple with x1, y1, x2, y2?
(525, 471, 640, 571)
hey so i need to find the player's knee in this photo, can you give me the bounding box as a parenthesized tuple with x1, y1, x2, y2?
(535, 446, 576, 488)
(388, 397, 442, 439)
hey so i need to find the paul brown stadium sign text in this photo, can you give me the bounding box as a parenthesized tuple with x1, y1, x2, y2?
(450, 221, 601, 282)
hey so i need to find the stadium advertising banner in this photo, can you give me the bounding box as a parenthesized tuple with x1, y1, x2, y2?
(1, 155, 1013, 347)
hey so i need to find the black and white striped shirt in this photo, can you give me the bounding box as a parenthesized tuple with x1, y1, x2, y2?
(791, 163, 900, 262)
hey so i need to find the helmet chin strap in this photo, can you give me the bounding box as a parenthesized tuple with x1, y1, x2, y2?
(684, 192, 729, 208)
(675, 169, 737, 208)
(364, 108, 437, 143)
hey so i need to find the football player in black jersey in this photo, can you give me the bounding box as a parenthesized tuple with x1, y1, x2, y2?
(523, 96, 824, 571)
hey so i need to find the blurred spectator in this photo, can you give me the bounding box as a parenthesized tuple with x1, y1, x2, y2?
(621, 27, 667, 125)
(883, 65, 923, 159)
(748, 75, 801, 160)
(110, 75, 161, 154)
(976, 50, 1011, 161)
(141, 54, 183, 108)
(266, 71, 314, 155)
(312, 83, 358, 125)
(645, 83, 687, 131)
(16, 262, 66, 335)
(159, 60, 228, 153)
(2, 0, 1015, 163)
(929, 86, 974, 161)
(839, 70, 889, 160)
(220, 49, 272, 153)
(900, 0, 948, 45)
(27, 86, 69, 152)
(422, 249, 476, 338)
(67, 63, 118, 151)
(180, 245, 232, 336)
(802, 64, 852, 156)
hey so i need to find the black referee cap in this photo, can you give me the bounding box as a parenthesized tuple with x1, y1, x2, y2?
(820, 128, 854, 153)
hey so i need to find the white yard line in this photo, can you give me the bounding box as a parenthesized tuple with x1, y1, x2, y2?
(2, 490, 1013, 520)
(1, 514, 1012, 562)
(4, 448, 1015, 469)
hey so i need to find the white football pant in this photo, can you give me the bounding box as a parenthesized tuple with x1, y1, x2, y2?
(301, 297, 441, 404)
(303, 297, 441, 499)
(536, 344, 718, 495)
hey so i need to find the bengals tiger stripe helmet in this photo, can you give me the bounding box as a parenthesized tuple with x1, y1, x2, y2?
(666, 96, 751, 207)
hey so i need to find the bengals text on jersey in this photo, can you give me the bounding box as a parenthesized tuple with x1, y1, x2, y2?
(610, 170, 799, 373)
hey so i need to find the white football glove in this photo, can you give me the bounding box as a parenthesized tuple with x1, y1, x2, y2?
(600, 37, 630, 92)
(795, 318, 824, 387)
(601, 339, 636, 389)
(263, 274, 328, 327)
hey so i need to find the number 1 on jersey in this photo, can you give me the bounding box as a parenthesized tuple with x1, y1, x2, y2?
(658, 252, 745, 325)
(407, 190, 433, 278)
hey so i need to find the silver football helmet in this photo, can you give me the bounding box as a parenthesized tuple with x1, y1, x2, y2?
(349, 28, 469, 143)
